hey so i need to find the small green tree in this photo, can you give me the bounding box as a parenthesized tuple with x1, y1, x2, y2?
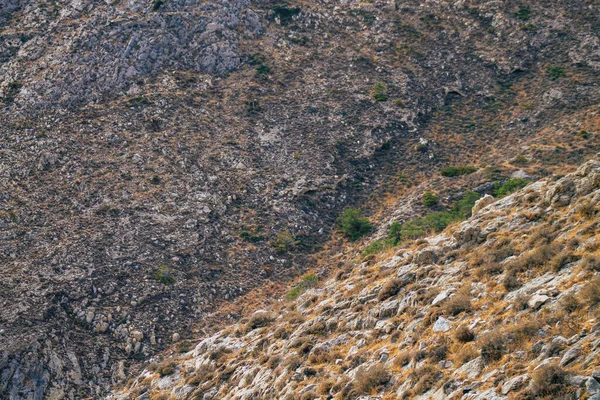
(336, 208, 372, 240)
(423, 191, 439, 207)
(373, 83, 388, 101)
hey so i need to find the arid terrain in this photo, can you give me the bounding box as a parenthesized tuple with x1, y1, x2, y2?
(1, 0, 600, 398)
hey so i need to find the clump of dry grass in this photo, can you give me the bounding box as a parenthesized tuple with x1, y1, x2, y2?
(443, 294, 471, 316)
(525, 365, 576, 398)
(244, 312, 274, 332)
(559, 293, 580, 313)
(156, 361, 177, 377)
(410, 364, 441, 395)
(352, 364, 391, 395)
(503, 273, 522, 291)
(548, 251, 579, 272)
(580, 255, 600, 271)
(479, 332, 506, 363)
(378, 278, 406, 301)
(579, 276, 600, 306)
(455, 344, 478, 365)
(578, 200, 597, 219)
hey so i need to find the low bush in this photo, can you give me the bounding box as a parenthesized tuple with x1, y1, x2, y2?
(581, 255, 600, 271)
(271, 231, 299, 253)
(514, 5, 531, 20)
(548, 252, 579, 272)
(455, 325, 476, 343)
(493, 178, 528, 197)
(503, 274, 522, 292)
(156, 361, 176, 377)
(578, 201, 597, 219)
(440, 165, 477, 177)
(361, 238, 395, 258)
(387, 191, 480, 240)
(336, 208, 373, 241)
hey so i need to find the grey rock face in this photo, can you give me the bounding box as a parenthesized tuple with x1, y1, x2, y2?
(1, 0, 261, 108)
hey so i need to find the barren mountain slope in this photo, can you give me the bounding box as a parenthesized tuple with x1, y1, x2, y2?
(2, 0, 600, 398)
(114, 157, 600, 400)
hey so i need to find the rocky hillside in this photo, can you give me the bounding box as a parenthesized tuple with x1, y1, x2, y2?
(2, 0, 600, 398)
(114, 158, 600, 399)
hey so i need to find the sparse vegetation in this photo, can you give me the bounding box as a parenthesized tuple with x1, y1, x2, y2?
(286, 273, 319, 300)
(440, 165, 477, 177)
(395, 191, 481, 239)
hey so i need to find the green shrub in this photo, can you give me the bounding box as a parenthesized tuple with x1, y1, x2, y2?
(154, 266, 176, 285)
(272, 5, 301, 24)
(373, 82, 388, 101)
(440, 165, 478, 177)
(255, 63, 271, 76)
(240, 230, 264, 242)
(422, 191, 439, 207)
(152, 0, 164, 11)
(388, 221, 403, 245)
(546, 65, 566, 81)
(271, 231, 299, 252)
(336, 208, 373, 240)
(286, 273, 319, 300)
(514, 5, 531, 20)
(493, 178, 528, 197)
